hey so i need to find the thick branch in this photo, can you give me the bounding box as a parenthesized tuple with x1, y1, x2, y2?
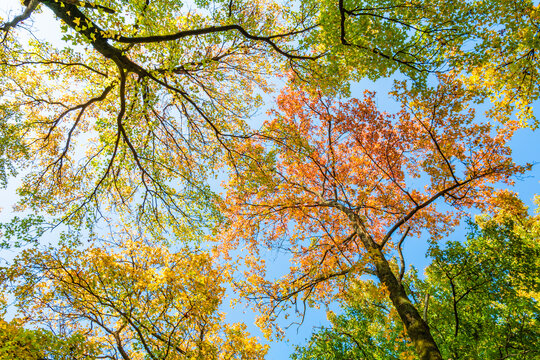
(116, 24, 320, 60)
(42, 0, 144, 73)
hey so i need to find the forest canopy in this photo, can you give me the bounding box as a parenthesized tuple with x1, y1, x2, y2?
(0, 0, 539, 359)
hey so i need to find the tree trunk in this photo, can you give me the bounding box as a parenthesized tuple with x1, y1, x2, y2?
(364, 237, 443, 360)
(337, 206, 443, 359)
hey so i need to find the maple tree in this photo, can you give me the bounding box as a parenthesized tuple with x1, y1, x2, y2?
(292, 197, 540, 359)
(1, 227, 268, 359)
(221, 76, 527, 360)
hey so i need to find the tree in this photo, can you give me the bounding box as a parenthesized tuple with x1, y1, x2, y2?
(1, 0, 539, 235)
(1, 227, 268, 359)
(0, 0, 320, 235)
(291, 281, 414, 360)
(291, 195, 540, 359)
(459, 0, 540, 126)
(220, 76, 527, 359)
(1, 1, 539, 359)
(305, 0, 540, 125)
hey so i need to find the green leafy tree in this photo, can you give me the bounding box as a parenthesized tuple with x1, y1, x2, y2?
(304, 0, 540, 125)
(291, 281, 413, 360)
(292, 193, 540, 360)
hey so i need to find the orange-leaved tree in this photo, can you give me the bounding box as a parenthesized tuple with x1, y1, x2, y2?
(220, 76, 527, 360)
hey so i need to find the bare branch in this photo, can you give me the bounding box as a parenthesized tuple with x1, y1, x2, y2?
(115, 24, 320, 60)
(1, 0, 39, 41)
(397, 226, 411, 282)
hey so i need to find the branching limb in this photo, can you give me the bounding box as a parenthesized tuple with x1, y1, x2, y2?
(397, 226, 410, 283)
(338, 331, 370, 358)
(116, 24, 320, 61)
(1, 0, 40, 41)
(380, 176, 476, 247)
(42, 0, 144, 73)
(337, 0, 443, 73)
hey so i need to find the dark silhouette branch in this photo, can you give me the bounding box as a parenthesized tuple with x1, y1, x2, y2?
(115, 24, 320, 61)
(397, 226, 411, 283)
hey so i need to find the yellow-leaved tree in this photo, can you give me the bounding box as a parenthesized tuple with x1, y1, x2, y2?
(2, 227, 268, 359)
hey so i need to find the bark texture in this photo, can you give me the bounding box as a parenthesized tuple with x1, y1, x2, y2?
(347, 211, 443, 360)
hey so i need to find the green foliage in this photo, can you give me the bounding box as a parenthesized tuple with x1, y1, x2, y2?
(302, 0, 468, 85)
(0, 318, 100, 360)
(0, 215, 46, 249)
(292, 204, 540, 360)
(421, 208, 540, 359)
(291, 281, 412, 360)
(297, 0, 540, 126)
(0, 106, 26, 188)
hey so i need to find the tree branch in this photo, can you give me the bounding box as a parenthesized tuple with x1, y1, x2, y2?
(422, 292, 430, 321)
(397, 226, 410, 283)
(115, 24, 320, 60)
(1, 0, 40, 41)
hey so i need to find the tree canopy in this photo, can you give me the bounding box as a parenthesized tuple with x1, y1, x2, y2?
(0, 1, 539, 359)
(220, 78, 526, 358)
(2, 228, 268, 359)
(0, 0, 538, 231)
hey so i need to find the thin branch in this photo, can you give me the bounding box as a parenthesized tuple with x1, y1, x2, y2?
(380, 176, 477, 247)
(422, 293, 430, 321)
(338, 330, 370, 358)
(397, 226, 410, 283)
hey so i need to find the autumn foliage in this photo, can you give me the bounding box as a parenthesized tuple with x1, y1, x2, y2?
(220, 76, 526, 357)
(3, 229, 268, 359)
(1, 1, 539, 359)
